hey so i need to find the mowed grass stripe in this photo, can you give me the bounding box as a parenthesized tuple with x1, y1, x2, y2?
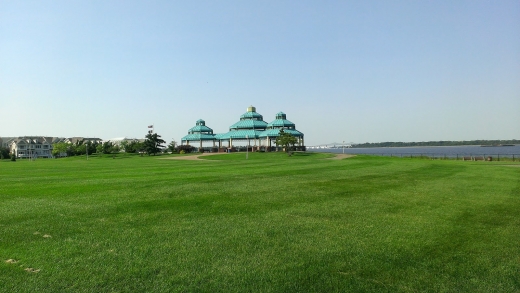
(1, 153, 519, 292)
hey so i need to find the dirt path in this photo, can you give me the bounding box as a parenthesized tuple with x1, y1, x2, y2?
(160, 153, 224, 161)
(162, 153, 356, 161)
(326, 154, 356, 160)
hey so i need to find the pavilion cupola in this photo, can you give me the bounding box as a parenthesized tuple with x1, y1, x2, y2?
(275, 112, 287, 120)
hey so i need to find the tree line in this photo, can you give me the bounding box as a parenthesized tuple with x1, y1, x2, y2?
(2, 130, 302, 159)
(49, 133, 175, 157)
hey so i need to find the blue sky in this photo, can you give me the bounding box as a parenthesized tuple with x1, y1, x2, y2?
(1, 0, 519, 145)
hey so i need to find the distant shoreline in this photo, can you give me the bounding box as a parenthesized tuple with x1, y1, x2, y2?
(348, 140, 519, 148)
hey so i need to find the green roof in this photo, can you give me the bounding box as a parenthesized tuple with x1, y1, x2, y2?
(240, 111, 263, 120)
(182, 108, 304, 142)
(229, 120, 267, 130)
(181, 133, 215, 141)
(188, 125, 213, 133)
(260, 129, 303, 138)
(266, 119, 295, 128)
(182, 119, 215, 141)
(217, 130, 265, 140)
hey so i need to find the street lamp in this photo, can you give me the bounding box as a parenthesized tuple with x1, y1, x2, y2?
(343, 140, 345, 154)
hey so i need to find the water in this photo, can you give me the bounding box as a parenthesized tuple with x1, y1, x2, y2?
(307, 145, 520, 159)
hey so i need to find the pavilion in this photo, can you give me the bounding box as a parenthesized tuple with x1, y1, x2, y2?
(181, 106, 305, 152)
(181, 119, 216, 149)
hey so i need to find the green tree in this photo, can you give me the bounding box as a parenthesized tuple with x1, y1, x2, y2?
(66, 144, 76, 157)
(52, 142, 69, 157)
(120, 140, 129, 152)
(0, 147, 10, 159)
(76, 143, 87, 155)
(87, 142, 97, 155)
(166, 140, 177, 154)
(144, 133, 166, 156)
(74, 140, 85, 156)
(275, 129, 298, 155)
(96, 143, 103, 154)
(101, 141, 115, 154)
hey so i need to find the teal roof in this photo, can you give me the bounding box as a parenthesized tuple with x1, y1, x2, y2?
(240, 111, 263, 120)
(182, 108, 304, 142)
(181, 133, 215, 141)
(266, 119, 295, 128)
(260, 129, 303, 138)
(229, 120, 268, 130)
(217, 130, 265, 140)
(188, 125, 213, 133)
(275, 112, 286, 119)
(182, 119, 215, 141)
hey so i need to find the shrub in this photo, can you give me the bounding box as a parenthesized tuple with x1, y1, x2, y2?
(178, 145, 194, 154)
(179, 150, 186, 155)
(0, 147, 9, 159)
(11, 154, 16, 161)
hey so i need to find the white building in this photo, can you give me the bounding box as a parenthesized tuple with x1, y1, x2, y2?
(7, 136, 63, 159)
(63, 137, 103, 145)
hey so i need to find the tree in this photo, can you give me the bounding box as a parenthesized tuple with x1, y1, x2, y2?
(144, 133, 166, 156)
(76, 143, 87, 156)
(74, 140, 84, 156)
(87, 142, 97, 155)
(275, 129, 298, 155)
(52, 142, 69, 157)
(120, 140, 129, 152)
(119, 140, 143, 153)
(166, 140, 177, 154)
(96, 143, 104, 154)
(0, 147, 10, 159)
(66, 144, 76, 157)
(101, 141, 115, 154)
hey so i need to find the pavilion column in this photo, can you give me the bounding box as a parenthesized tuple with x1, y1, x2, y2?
(213, 140, 216, 147)
(229, 138, 233, 148)
(219, 140, 222, 148)
(200, 140, 202, 149)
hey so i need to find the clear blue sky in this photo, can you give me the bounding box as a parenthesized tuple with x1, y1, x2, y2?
(1, 0, 519, 145)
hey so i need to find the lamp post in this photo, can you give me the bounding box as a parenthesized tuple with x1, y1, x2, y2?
(246, 135, 249, 160)
(343, 140, 345, 154)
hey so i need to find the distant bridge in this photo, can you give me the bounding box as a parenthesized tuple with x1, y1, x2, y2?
(307, 142, 354, 149)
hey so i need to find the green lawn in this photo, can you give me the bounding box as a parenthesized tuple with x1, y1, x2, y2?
(1, 153, 519, 292)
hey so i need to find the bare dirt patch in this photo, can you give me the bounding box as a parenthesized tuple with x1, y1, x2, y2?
(496, 164, 520, 167)
(326, 154, 356, 160)
(160, 153, 224, 161)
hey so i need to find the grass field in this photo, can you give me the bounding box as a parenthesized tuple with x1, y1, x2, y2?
(1, 152, 519, 292)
